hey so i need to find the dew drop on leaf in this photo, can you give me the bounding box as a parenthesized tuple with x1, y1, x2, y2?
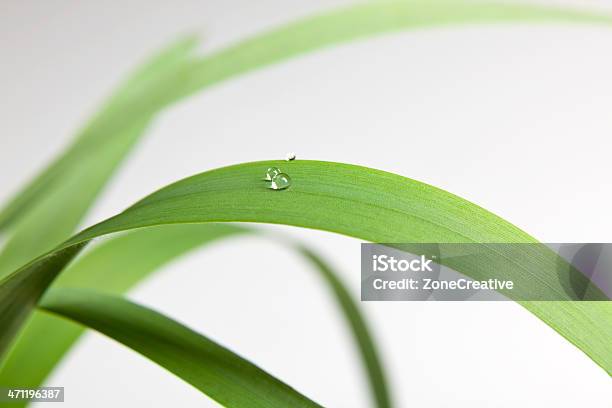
(264, 166, 281, 181)
(270, 173, 292, 190)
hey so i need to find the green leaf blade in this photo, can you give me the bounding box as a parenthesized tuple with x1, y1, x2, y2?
(40, 288, 322, 408)
(1, 160, 609, 375)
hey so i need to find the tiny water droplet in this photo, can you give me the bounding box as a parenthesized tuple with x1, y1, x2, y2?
(270, 173, 292, 190)
(264, 166, 281, 181)
(286, 152, 296, 161)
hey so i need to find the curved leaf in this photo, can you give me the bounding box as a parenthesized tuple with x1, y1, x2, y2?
(1, 160, 610, 375)
(1, 224, 391, 408)
(0, 36, 208, 277)
(0, 37, 199, 233)
(39, 288, 322, 407)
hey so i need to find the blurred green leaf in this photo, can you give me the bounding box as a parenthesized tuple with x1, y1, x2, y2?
(0, 36, 200, 276)
(298, 247, 391, 408)
(0, 36, 200, 234)
(39, 288, 322, 407)
(2, 0, 610, 276)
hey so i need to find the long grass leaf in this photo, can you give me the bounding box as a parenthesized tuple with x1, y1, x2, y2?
(1, 160, 609, 375)
(39, 288, 322, 407)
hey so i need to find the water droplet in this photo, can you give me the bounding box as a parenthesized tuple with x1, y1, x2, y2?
(270, 173, 292, 190)
(264, 166, 281, 181)
(286, 152, 296, 161)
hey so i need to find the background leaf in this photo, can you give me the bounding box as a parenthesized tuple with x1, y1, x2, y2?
(298, 247, 391, 408)
(0, 36, 200, 234)
(1, 224, 391, 408)
(0, 35, 199, 276)
(2, 0, 610, 276)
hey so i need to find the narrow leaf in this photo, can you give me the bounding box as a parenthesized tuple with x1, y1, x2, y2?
(39, 288, 322, 407)
(298, 247, 391, 408)
(1, 160, 609, 375)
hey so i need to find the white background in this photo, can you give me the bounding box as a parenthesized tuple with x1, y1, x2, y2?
(1, 0, 612, 406)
